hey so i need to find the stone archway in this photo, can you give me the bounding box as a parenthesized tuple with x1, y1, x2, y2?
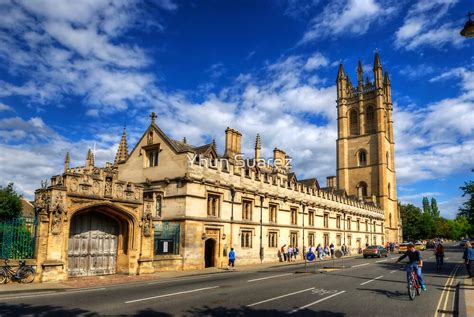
(68, 211, 120, 277)
(204, 239, 217, 268)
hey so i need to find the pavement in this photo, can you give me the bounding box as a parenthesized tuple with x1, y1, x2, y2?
(0, 245, 470, 316)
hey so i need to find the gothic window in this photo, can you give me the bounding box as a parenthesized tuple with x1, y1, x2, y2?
(323, 213, 329, 228)
(241, 230, 252, 248)
(386, 151, 390, 168)
(291, 208, 298, 225)
(388, 183, 391, 199)
(336, 234, 342, 246)
(347, 217, 351, 230)
(242, 199, 253, 220)
(308, 233, 315, 247)
(366, 106, 375, 133)
(290, 232, 298, 247)
(336, 215, 341, 229)
(357, 219, 360, 231)
(268, 231, 277, 248)
(347, 235, 352, 246)
(358, 150, 367, 166)
(146, 149, 159, 167)
(389, 213, 392, 228)
(269, 204, 278, 223)
(349, 109, 359, 135)
(207, 194, 220, 217)
(308, 210, 314, 226)
(357, 182, 368, 197)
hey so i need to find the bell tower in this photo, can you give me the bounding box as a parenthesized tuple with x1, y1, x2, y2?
(336, 53, 400, 243)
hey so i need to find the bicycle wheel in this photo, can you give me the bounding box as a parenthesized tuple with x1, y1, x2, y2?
(0, 269, 8, 284)
(416, 286, 421, 296)
(19, 267, 35, 283)
(408, 284, 416, 300)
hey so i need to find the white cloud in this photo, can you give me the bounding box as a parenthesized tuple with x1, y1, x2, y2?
(394, 0, 462, 50)
(0, 103, 13, 111)
(300, 0, 399, 43)
(304, 53, 329, 71)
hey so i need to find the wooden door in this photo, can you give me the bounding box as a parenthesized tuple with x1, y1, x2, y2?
(68, 212, 118, 277)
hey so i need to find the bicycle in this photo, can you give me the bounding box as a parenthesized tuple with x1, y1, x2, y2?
(0, 259, 36, 284)
(405, 264, 422, 300)
(435, 254, 444, 270)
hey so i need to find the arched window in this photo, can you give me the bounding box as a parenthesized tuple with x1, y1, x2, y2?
(389, 213, 392, 227)
(358, 150, 367, 166)
(366, 106, 375, 133)
(349, 109, 359, 135)
(357, 182, 368, 197)
(386, 151, 389, 168)
(388, 183, 391, 199)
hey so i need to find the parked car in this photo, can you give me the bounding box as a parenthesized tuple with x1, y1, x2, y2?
(399, 242, 409, 254)
(363, 245, 388, 258)
(415, 241, 426, 251)
(460, 239, 470, 247)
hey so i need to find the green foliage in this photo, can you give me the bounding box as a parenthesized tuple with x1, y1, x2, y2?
(0, 183, 22, 219)
(422, 197, 431, 215)
(431, 198, 440, 218)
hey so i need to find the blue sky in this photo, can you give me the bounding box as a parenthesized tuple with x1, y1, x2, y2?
(0, 0, 472, 218)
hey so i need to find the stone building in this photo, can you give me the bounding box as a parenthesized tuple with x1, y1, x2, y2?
(33, 54, 400, 282)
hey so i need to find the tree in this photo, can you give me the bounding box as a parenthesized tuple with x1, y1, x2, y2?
(399, 203, 423, 241)
(457, 170, 473, 236)
(431, 197, 440, 218)
(0, 183, 22, 219)
(422, 197, 431, 215)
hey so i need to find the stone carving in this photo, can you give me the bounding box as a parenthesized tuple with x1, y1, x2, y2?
(142, 203, 153, 237)
(116, 184, 124, 198)
(105, 177, 112, 196)
(51, 193, 65, 235)
(70, 177, 79, 192)
(93, 181, 100, 195)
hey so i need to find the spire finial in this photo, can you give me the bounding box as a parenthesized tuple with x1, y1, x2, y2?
(337, 63, 345, 79)
(86, 148, 94, 168)
(255, 134, 261, 149)
(150, 112, 157, 124)
(374, 51, 382, 69)
(64, 151, 70, 172)
(114, 127, 129, 165)
(212, 138, 216, 149)
(383, 71, 391, 85)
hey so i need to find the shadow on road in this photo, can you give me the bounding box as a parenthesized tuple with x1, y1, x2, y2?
(186, 306, 346, 316)
(357, 288, 411, 301)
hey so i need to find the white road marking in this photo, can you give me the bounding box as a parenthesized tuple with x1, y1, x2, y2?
(287, 290, 346, 314)
(246, 287, 315, 307)
(390, 269, 399, 274)
(434, 264, 460, 317)
(125, 286, 219, 304)
(247, 273, 293, 283)
(360, 275, 384, 285)
(440, 265, 460, 317)
(445, 257, 449, 260)
(375, 259, 388, 263)
(148, 275, 212, 285)
(0, 291, 57, 301)
(352, 263, 370, 268)
(64, 287, 106, 294)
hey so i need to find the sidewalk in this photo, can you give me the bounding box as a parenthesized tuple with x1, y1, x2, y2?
(0, 254, 359, 295)
(459, 276, 474, 317)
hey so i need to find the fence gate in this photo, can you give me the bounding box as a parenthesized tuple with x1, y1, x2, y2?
(68, 212, 118, 277)
(0, 217, 37, 259)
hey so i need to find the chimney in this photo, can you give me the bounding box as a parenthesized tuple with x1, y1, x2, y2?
(64, 152, 70, 173)
(326, 176, 336, 188)
(224, 127, 242, 160)
(273, 148, 286, 168)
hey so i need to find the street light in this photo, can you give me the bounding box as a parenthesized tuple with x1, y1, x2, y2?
(302, 203, 306, 270)
(461, 12, 474, 38)
(259, 194, 264, 263)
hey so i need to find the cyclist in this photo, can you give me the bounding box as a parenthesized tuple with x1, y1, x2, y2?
(434, 242, 445, 269)
(395, 242, 427, 291)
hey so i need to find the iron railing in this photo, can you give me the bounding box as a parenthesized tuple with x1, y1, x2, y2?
(0, 216, 37, 259)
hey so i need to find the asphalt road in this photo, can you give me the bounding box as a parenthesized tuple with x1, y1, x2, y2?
(0, 245, 466, 317)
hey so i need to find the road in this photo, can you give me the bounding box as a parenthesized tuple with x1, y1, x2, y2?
(0, 245, 466, 316)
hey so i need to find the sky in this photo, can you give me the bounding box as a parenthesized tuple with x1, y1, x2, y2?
(0, 0, 472, 219)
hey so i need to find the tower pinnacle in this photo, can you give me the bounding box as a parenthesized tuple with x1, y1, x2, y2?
(114, 128, 129, 165)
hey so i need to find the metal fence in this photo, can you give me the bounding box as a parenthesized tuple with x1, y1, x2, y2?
(0, 216, 37, 259)
(154, 222, 180, 255)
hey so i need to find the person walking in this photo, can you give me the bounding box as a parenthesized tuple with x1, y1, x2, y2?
(294, 246, 299, 261)
(287, 245, 293, 262)
(228, 247, 236, 270)
(330, 243, 335, 259)
(281, 244, 287, 262)
(317, 244, 323, 260)
(463, 241, 474, 278)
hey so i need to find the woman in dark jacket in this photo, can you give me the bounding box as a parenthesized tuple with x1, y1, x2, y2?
(463, 241, 474, 278)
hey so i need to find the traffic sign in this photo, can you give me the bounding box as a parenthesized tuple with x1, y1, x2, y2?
(306, 251, 316, 261)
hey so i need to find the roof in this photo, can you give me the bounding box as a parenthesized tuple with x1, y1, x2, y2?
(298, 178, 320, 189)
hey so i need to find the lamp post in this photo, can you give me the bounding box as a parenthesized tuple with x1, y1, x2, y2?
(302, 203, 306, 270)
(259, 194, 264, 263)
(230, 187, 235, 249)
